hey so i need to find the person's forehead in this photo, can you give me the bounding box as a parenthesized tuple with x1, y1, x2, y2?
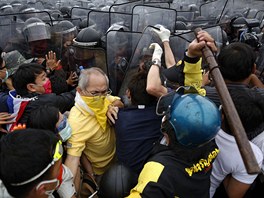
(87, 72, 107, 87)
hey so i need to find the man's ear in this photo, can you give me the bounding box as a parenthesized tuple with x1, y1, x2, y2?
(76, 86, 83, 95)
(35, 183, 46, 196)
(27, 83, 37, 93)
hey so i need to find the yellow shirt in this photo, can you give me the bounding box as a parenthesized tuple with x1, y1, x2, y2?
(67, 95, 119, 175)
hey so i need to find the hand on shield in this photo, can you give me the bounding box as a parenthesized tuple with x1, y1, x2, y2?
(152, 25, 171, 42)
(149, 43, 163, 62)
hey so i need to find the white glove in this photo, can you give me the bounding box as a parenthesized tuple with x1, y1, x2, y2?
(149, 43, 163, 62)
(152, 25, 171, 42)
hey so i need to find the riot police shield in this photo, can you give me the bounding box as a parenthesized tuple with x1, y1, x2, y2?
(171, 24, 225, 64)
(71, 7, 91, 27)
(106, 30, 141, 95)
(72, 46, 107, 75)
(199, 0, 229, 24)
(51, 20, 78, 61)
(71, 26, 107, 74)
(88, 10, 110, 35)
(110, 12, 132, 30)
(110, 0, 141, 13)
(118, 25, 163, 97)
(177, 11, 195, 21)
(0, 11, 53, 59)
(132, 5, 177, 32)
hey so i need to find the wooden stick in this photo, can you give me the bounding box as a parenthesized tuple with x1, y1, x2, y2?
(194, 28, 260, 174)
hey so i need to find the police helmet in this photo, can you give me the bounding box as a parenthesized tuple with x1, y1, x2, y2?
(73, 26, 101, 47)
(99, 163, 138, 198)
(72, 27, 101, 60)
(23, 17, 51, 42)
(175, 21, 188, 30)
(79, 18, 96, 30)
(60, 6, 71, 18)
(231, 16, 247, 29)
(167, 94, 221, 148)
(54, 20, 77, 36)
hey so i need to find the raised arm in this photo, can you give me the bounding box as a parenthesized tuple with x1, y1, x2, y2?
(152, 26, 176, 68)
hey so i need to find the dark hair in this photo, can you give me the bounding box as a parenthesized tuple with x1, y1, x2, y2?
(28, 105, 60, 133)
(218, 42, 256, 81)
(224, 88, 264, 140)
(13, 63, 45, 96)
(127, 71, 157, 106)
(0, 128, 59, 197)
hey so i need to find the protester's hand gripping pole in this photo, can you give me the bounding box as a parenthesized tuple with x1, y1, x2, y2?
(194, 27, 261, 174)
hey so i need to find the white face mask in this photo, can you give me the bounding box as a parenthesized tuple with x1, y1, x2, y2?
(57, 116, 72, 142)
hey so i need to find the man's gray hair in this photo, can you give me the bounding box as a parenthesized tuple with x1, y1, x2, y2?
(78, 67, 109, 91)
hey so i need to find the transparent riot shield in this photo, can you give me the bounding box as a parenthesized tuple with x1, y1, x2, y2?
(143, 2, 170, 9)
(50, 20, 78, 62)
(132, 5, 177, 32)
(109, 12, 132, 30)
(177, 11, 195, 21)
(71, 44, 107, 75)
(71, 7, 92, 27)
(88, 10, 110, 36)
(0, 11, 54, 59)
(170, 31, 193, 61)
(255, 10, 264, 22)
(106, 30, 141, 95)
(199, 0, 229, 24)
(171, 25, 225, 66)
(118, 26, 163, 97)
(110, 0, 141, 13)
(170, 0, 201, 11)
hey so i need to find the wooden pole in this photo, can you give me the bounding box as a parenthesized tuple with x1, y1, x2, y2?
(194, 27, 260, 174)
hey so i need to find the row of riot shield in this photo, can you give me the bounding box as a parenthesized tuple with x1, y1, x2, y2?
(69, 0, 232, 36)
(106, 24, 227, 97)
(0, 0, 264, 97)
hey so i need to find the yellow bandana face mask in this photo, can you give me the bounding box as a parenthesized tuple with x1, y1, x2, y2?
(81, 95, 112, 131)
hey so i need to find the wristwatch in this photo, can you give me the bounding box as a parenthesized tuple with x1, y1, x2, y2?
(152, 59, 161, 67)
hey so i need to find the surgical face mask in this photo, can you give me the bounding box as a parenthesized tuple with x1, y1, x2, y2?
(43, 79, 52, 94)
(57, 116, 72, 142)
(1, 70, 8, 83)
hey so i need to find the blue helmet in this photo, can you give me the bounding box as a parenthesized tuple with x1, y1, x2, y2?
(168, 94, 221, 148)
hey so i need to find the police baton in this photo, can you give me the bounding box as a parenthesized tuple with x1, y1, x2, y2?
(194, 27, 261, 174)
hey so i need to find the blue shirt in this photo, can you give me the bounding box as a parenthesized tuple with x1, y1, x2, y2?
(115, 105, 162, 174)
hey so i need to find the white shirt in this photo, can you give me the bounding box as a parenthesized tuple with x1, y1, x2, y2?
(252, 131, 264, 173)
(57, 164, 76, 198)
(210, 129, 263, 198)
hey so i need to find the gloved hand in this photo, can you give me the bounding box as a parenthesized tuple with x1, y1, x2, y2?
(149, 43, 163, 61)
(152, 25, 171, 42)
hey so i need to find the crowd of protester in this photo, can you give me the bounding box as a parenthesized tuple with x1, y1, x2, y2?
(0, 0, 264, 197)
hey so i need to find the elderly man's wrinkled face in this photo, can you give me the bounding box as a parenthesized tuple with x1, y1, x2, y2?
(82, 72, 109, 97)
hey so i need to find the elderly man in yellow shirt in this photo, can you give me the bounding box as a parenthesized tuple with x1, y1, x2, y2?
(64, 67, 123, 195)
